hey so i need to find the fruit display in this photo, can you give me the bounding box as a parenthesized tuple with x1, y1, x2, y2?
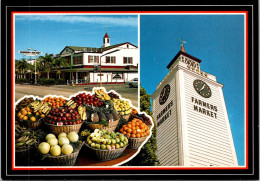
(119, 118, 150, 138)
(14, 88, 153, 166)
(43, 96, 66, 108)
(112, 99, 132, 115)
(70, 92, 104, 107)
(44, 107, 82, 126)
(94, 88, 111, 100)
(86, 129, 128, 150)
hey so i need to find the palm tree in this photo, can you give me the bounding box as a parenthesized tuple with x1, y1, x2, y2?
(17, 59, 28, 78)
(38, 53, 54, 79)
(53, 57, 69, 79)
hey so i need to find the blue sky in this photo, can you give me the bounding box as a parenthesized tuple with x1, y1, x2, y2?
(15, 14, 138, 60)
(140, 15, 245, 166)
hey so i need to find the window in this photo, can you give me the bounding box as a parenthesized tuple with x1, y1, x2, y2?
(88, 55, 99, 63)
(123, 57, 133, 64)
(106, 56, 116, 63)
(73, 56, 83, 65)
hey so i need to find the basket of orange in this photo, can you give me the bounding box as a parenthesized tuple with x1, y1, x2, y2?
(43, 96, 66, 109)
(16, 102, 49, 129)
(119, 118, 150, 150)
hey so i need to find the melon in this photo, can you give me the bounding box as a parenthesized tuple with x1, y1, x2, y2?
(58, 136, 70, 146)
(67, 132, 79, 142)
(38, 142, 50, 154)
(50, 145, 61, 156)
(45, 134, 56, 141)
(47, 137, 58, 146)
(58, 132, 67, 139)
(61, 144, 73, 155)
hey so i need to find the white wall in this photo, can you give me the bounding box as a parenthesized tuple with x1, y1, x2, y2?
(83, 44, 138, 66)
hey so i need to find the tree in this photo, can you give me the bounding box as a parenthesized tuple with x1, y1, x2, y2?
(38, 53, 54, 79)
(52, 57, 69, 79)
(124, 85, 159, 166)
(16, 58, 28, 78)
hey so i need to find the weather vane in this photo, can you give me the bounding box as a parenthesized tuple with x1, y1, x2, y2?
(180, 38, 187, 46)
(105, 25, 108, 33)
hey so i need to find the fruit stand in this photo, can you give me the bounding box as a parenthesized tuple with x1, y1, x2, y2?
(14, 88, 153, 167)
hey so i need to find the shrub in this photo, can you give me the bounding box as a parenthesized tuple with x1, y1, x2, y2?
(56, 78, 66, 85)
(15, 78, 28, 84)
(37, 78, 56, 86)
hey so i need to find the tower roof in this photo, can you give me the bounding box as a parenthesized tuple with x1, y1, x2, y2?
(166, 50, 202, 69)
(104, 33, 109, 38)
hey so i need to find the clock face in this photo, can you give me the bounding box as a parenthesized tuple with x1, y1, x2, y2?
(159, 84, 171, 105)
(193, 79, 212, 98)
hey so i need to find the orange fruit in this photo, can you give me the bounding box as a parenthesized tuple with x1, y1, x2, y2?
(122, 131, 127, 135)
(136, 133, 141, 138)
(40, 114, 45, 118)
(19, 115, 24, 120)
(17, 112, 22, 117)
(127, 128, 132, 133)
(35, 112, 39, 116)
(123, 126, 128, 131)
(120, 128, 124, 133)
(131, 134, 136, 138)
(126, 133, 131, 137)
(23, 116, 28, 120)
(127, 124, 132, 128)
(30, 117, 36, 122)
(132, 130, 137, 134)
(25, 107, 31, 112)
(21, 109, 28, 115)
(131, 122, 136, 127)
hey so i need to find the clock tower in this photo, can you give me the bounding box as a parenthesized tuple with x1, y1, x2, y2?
(151, 44, 238, 166)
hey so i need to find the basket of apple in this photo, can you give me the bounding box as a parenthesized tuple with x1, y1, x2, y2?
(85, 129, 128, 161)
(38, 132, 84, 166)
(44, 106, 83, 135)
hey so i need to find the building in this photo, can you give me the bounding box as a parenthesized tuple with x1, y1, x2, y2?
(56, 32, 138, 85)
(151, 45, 238, 166)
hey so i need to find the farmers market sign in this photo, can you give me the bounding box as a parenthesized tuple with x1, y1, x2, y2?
(156, 100, 173, 127)
(191, 97, 218, 119)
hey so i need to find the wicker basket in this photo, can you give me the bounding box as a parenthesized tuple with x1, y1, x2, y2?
(128, 136, 148, 150)
(27, 119, 42, 129)
(45, 141, 84, 166)
(85, 143, 127, 161)
(15, 144, 37, 165)
(87, 119, 119, 132)
(44, 122, 83, 135)
(120, 114, 131, 121)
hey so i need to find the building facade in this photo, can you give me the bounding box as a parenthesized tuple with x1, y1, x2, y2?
(56, 32, 138, 85)
(151, 46, 238, 166)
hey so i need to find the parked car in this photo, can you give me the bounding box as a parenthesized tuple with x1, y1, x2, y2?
(127, 78, 138, 88)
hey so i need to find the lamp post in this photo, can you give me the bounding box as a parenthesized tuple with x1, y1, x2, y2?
(28, 48, 37, 84)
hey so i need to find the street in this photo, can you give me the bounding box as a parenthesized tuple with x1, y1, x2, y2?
(15, 84, 139, 108)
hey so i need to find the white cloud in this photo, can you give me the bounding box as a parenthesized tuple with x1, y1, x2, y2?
(15, 15, 137, 27)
